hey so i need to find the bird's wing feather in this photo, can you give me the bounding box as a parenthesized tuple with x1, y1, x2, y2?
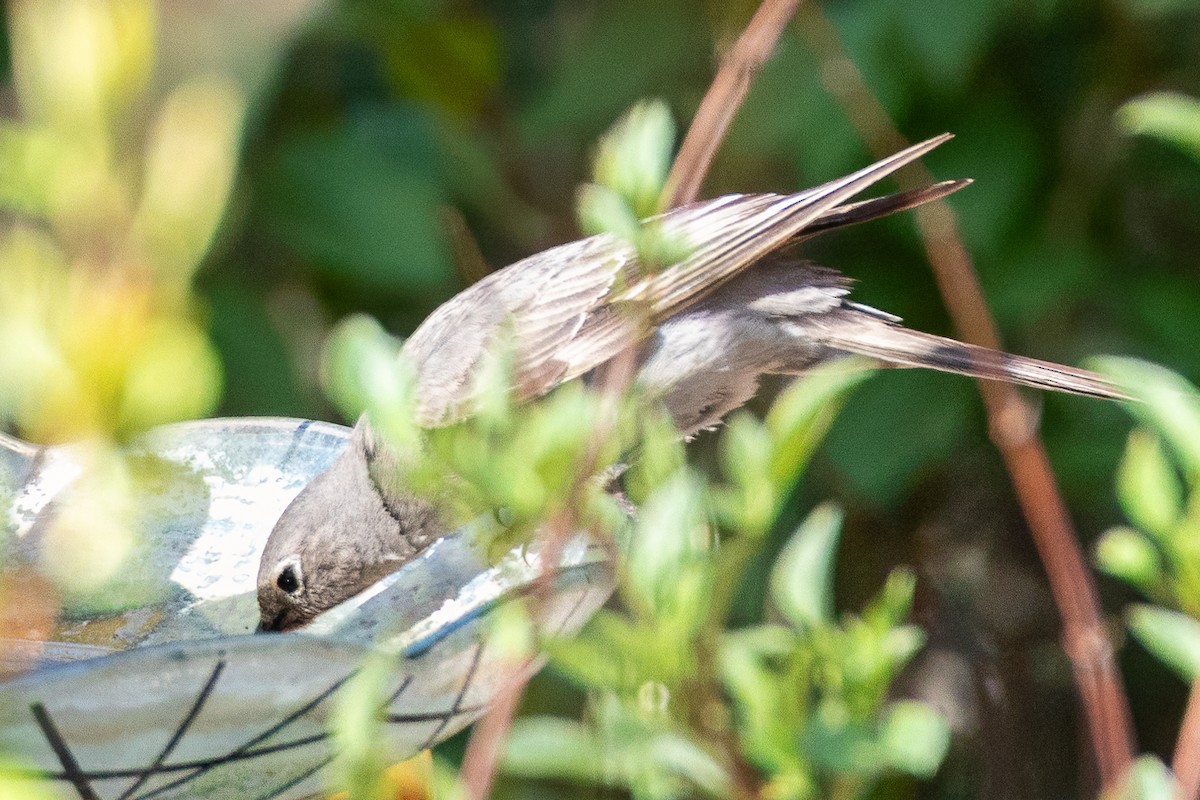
(403, 135, 960, 426)
(629, 134, 953, 317)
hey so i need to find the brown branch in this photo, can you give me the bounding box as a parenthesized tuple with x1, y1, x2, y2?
(665, 0, 804, 207)
(1175, 678, 1200, 800)
(458, 344, 635, 800)
(796, 6, 1135, 791)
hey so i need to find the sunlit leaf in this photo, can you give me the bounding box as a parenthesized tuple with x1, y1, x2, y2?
(116, 317, 223, 433)
(867, 568, 918, 632)
(879, 701, 950, 778)
(134, 77, 245, 290)
(1096, 527, 1163, 595)
(1127, 604, 1200, 681)
(625, 409, 687, 505)
(766, 359, 872, 492)
(770, 503, 845, 629)
(881, 624, 926, 669)
(1089, 357, 1200, 480)
(0, 759, 61, 800)
(577, 182, 640, 241)
(591, 99, 675, 218)
(1117, 92, 1200, 165)
(1108, 755, 1178, 800)
(719, 412, 775, 533)
(626, 470, 709, 615)
(1117, 430, 1183, 538)
(503, 716, 604, 784)
(321, 314, 418, 448)
(329, 653, 395, 800)
(646, 733, 732, 797)
(549, 610, 644, 691)
(489, 599, 535, 662)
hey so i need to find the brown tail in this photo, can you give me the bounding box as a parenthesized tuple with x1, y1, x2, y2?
(815, 313, 1129, 401)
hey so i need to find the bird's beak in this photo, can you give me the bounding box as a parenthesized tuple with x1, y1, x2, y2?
(256, 608, 291, 633)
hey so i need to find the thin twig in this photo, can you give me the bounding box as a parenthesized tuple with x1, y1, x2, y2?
(1174, 678, 1200, 800)
(796, 7, 1135, 790)
(665, 0, 804, 207)
(457, 2, 804, 796)
(458, 347, 635, 800)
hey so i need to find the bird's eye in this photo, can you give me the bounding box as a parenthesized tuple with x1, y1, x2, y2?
(276, 564, 302, 595)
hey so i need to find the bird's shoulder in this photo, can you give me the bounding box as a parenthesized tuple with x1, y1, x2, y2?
(400, 233, 637, 425)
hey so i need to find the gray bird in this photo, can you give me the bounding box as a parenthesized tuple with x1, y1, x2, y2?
(257, 134, 1123, 632)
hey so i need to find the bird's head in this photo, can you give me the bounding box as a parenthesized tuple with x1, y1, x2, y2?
(256, 422, 440, 632)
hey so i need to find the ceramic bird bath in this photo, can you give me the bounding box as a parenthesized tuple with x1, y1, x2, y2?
(0, 418, 614, 800)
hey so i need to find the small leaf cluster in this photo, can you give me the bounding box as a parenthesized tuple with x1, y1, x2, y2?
(577, 99, 690, 273)
(500, 364, 949, 800)
(1092, 358, 1200, 683)
(1091, 358, 1200, 799)
(0, 0, 243, 613)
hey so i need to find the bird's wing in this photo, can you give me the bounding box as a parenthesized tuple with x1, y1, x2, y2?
(627, 134, 953, 317)
(401, 234, 636, 424)
(403, 135, 959, 426)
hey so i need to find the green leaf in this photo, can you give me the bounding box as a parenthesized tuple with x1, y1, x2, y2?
(1089, 357, 1200, 481)
(1111, 755, 1177, 800)
(0, 125, 58, 217)
(626, 409, 687, 505)
(328, 653, 395, 800)
(770, 503, 845, 629)
(592, 99, 676, 218)
(0, 760, 60, 800)
(1117, 430, 1183, 537)
(879, 701, 950, 778)
(803, 701, 884, 776)
(321, 315, 420, 448)
(1127, 604, 1200, 681)
(502, 716, 604, 784)
(867, 568, 918, 631)
(646, 733, 732, 797)
(627, 470, 709, 615)
(765, 359, 872, 491)
(577, 182, 640, 241)
(1117, 92, 1200, 165)
(719, 412, 775, 533)
(882, 624, 926, 669)
(550, 610, 646, 691)
(1096, 527, 1163, 594)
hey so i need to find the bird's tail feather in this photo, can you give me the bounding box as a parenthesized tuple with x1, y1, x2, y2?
(817, 314, 1128, 401)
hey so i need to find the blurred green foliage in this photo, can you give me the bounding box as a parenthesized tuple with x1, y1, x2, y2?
(2, 0, 1200, 797)
(1091, 357, 1200, 800)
